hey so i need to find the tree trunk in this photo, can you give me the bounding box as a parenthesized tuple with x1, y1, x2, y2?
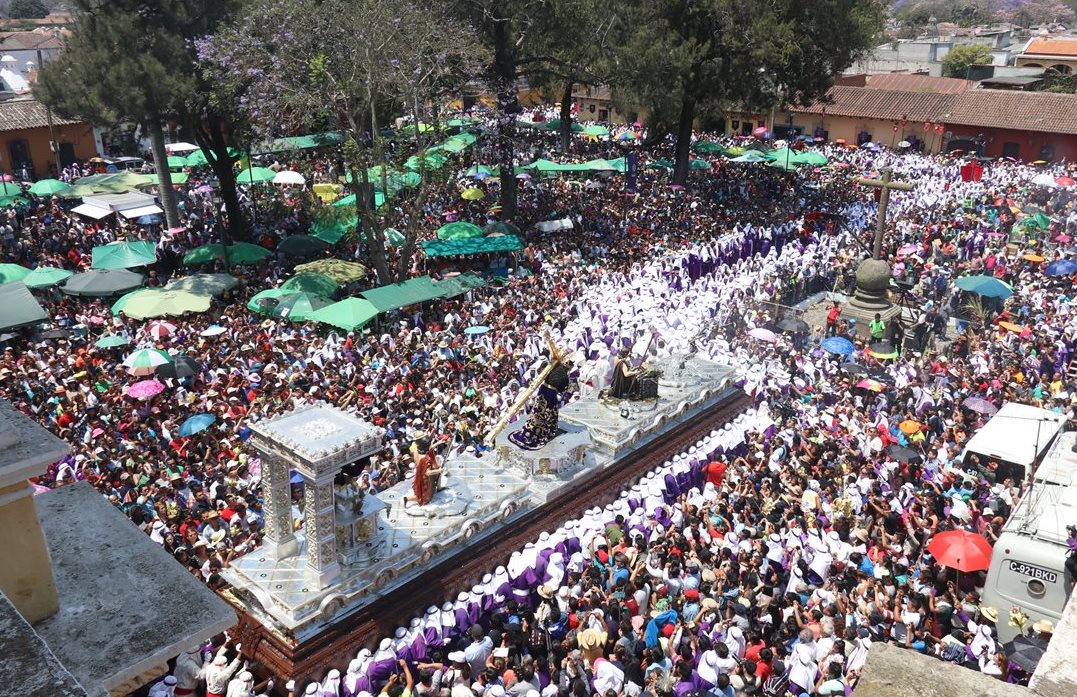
(204, 113, 245, 242)
(355, 166, 392, 285)
(559, 82, 574, 153)
(146, 118, 181, 231)
(492, 22, 518, 222)
(672, 92, 696, 186)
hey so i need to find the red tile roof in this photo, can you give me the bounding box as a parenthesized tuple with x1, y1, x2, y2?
(791, 85, 1077, 137)
(943, 89, 1077, 136)
(0, 99, 82, 133)
(790, 86, 953, 122)
(863, 74, 972, 94)
(1022, 37, 1077, 58)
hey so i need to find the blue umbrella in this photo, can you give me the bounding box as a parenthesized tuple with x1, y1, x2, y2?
(464, 325, 490, 335)
(821, 336, 855, 355)
(1045, 259, 1077, 277)
(289, 471, 304, 484)
(178, 413, 216, 437)
(136, 214, 162, 226)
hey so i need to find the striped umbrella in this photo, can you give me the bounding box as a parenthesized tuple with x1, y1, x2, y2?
(122, 348, 173, 376)
(145, 320, 178, 340)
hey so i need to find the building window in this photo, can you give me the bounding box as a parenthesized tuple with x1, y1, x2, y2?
(1039, 144, 1055, 161)
(1049, 64, 1072, 75)
(6, 139, 32, 179)
(598, 109, 608, 121)
(1001, 142, 1021, 159)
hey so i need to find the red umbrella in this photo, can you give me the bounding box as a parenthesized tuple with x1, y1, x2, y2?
(1056, 176, 1075, 187)
(927, 530, 993, 572)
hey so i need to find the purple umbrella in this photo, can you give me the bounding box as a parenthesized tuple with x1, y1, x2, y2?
(962, 396, 998, 415)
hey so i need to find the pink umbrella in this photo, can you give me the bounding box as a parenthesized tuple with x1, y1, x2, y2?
(748, 327, 778, 343)
(0, 174, 16, 182)
(146, 320, 177, 340)
(897, 244, 920, 256)
(1055, 234, 1072, 243)
(125, 379, 165, 399)
(752, 126, 768, 137)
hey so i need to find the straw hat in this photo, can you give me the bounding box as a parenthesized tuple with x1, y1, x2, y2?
(1032, 618, 1054, 634)
(979, 606, 999, 623)
(577, 628, 606, 652)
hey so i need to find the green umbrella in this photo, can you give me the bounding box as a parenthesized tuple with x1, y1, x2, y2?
(730, 151, 768, 163)
(688, 159, 712, 171)
(281, 272, 340, 297)
(91, 241, 157, 270)
(238, 166, 276, 185)
(464, 165, 496, 178)
(248, 288, 286, 313)
(145, 172, 189, 186)
(111, 288, 153, 315)
(63, 269, 145, 297)
(164, 273, 238, 296)
(404, 153, 448, 171)
(0, 181, 22, 196)
(294, 259, 367, 284)
(252, 291, 333, 321)
(437, 221, 483, 240)
(277, 235, 329, 257)
(693, 141, 725, 154)
(185, 150, 210, 167)
(95, 334, 131, 348)
(182, 242, 271, 266)
(22, 266, 73, 288)
(121, 289, 212, 320)
(310, 216, 355, 245)
(648, 159, 674, 169)
(0, 282, 46, 330)
(0, 194, 30, 209)
(166, 155, 188, 169)
(311, 297, 379, 332)
(369, 227, 406, 247)
(27, 179, 71, 196)
(0, 263, 31, 284)
(580, 124, 609, 137)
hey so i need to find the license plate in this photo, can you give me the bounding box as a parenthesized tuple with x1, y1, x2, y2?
(1008, 560, 1058, 583)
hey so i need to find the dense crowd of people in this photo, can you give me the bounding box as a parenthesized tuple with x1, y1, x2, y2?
(3, 111, 1077, 696)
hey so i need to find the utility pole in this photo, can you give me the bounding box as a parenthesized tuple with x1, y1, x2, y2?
(37, 49, 62, 177)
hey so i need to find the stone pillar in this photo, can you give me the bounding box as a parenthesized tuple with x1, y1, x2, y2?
(303, 478, 341, 587)
(261, 453, 298, 560)
(0, 480, 58, 623)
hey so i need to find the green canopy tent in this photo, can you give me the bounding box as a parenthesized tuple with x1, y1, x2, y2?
(281, 272, 340, 297)
(360, 275, 447, 313)
(580, 124, 609, 137)
(21, 267, 72, 289)
(310, 215, 355, 245)
(730, 151, 768, 163)
(798, 151, 829, 165)
(255, 132, 343, 154)
(184, 147, 242, 168)
(91, 241, 157, 270)
(482, 221, 521, 236)
(436, 221, 484, 240)
(257, 291, 333, 322)
(121, 289, 212, 320)
(166, 155, 188, 169)
(0, 282, 47, 331)
(422, 234, 523, 257)
(310, 297, 379, 332)
(0, 263, 31, 284)
(435, 273, 488, 297)
(404, 152, 448, 171)
(543, 119, 585, 133)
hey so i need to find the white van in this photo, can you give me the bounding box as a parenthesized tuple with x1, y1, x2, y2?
(959, 402, 1066, 483)
(982, 430, 1077, 643)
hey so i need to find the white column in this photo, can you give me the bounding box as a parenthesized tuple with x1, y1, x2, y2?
(261, 453, 298, 560)
(303, 477, 341, 587)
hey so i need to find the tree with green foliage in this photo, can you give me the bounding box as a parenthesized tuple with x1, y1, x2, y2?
(614, 0, 883, 185)
(35, 0, 246, 239)
(201, 0, 481, 283)
(7, 0, 49, 19)
(941, 43, 993, 78)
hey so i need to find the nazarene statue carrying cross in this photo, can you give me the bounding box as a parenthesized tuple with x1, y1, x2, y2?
(845, 166, 916, 322)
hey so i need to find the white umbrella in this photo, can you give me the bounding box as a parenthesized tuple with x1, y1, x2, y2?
(0, 55, 17, 65)
(1032, 173, 1057, 187)
(164, 142, 199, 154)
(273, 170, 306, 186)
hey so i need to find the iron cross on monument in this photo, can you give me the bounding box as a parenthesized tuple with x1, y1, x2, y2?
(857, 166, 915, 260)
(844, 166, 916, 326)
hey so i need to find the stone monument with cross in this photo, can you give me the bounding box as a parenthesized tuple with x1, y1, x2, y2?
(842, 166, 915, 332)
(250, 402, 384, 587)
